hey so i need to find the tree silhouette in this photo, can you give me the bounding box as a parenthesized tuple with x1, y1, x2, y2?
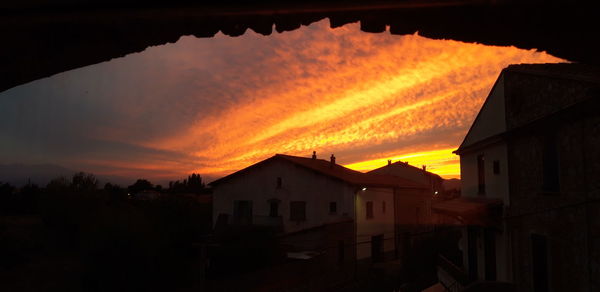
(168, 173, 206, 194)
(71, 172, 98, 192)
(127, 179, 154, 194)
(46, 176, 70, 192)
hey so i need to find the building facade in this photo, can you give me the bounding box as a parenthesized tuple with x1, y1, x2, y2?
(210, 153, 428, 263)
(434, 63, 600, 292)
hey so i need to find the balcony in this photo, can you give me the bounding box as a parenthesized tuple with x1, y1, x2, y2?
(437, 254, 470, 292)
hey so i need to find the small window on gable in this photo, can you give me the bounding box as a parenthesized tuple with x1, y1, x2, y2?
(276, 177, 282, 189)
(493, 160, 500, 175)
(329, 202, 337, 214)
(382, 201, 386, 214)
(366, 201, 373, 219)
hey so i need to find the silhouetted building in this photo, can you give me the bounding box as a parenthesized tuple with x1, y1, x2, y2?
(434, 63, 600, 291)
(368, 160, 444, 231)
(369, 160, 444, 194)
(210, 153, 428, 265)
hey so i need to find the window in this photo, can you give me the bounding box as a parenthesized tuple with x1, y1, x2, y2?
(467, 227, 479, 281)
(329, 202, 337, 214)
(484, 229, 497, 281)
(276, 177, 282, 189)
(542, 133, 560, 193)
(531, 234, 549, 292)
(382, 201, 386, 214)
(477, 154, 486, 195)
(371, 234, 384, 262)
(415, 207, 420, 224)
(493, 160, 500, 175)
(290, 201, 306, 221)
(233, 200, 253, 225)
(337, 240, 345, 264)
(366, 201, 373, 219)
(269, 201, 279, 217)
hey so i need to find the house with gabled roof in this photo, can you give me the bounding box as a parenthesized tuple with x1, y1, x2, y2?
(433, 63, 600, 292)
(209, 152, 428, 262)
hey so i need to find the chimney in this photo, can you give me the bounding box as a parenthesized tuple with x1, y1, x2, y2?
(330, 154, 336, 167)
(312, 151, 317, 159)
(422, 165, 427, 171)
(387, 159, 392, 166)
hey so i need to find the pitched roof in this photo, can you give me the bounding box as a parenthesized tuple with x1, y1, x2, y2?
(367, 160, 443, 181)
(432, 197, 503, 226)
(455, 62, 600, 155)
(504, 63, 600, 84)
(209, 154, 427, 189)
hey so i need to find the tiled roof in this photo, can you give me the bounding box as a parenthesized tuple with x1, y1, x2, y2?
(367, 160, 443, 180)
(209, 154, 427, 189)
(432, 197, 503, 215)
(432, 196, 503, 226)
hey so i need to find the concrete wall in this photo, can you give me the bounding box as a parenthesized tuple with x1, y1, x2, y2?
(503, 71, 600, 292)
(355, 187, 395, 260)
(212, 159, 355, 234)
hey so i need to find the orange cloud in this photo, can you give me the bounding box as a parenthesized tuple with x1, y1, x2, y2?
(146, 20, 562, 180)
(0, 19, 563, 183)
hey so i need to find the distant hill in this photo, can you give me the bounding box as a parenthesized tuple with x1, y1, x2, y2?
(0, 163, 132, 187)
(443, 178, 461, 191)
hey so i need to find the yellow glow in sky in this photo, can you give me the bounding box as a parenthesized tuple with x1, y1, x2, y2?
(344, 148, 460, 178)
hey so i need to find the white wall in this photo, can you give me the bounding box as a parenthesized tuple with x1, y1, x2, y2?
(460, 142, 510, 204)
(355, 187, 395, 260)
(212, 159, 355, 234)
(462, 74, 506, 147)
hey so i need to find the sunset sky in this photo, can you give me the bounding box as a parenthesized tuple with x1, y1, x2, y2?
(0, 20, 563, 184)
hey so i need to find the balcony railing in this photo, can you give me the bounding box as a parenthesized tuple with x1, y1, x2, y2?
(437, 254, 470, 292)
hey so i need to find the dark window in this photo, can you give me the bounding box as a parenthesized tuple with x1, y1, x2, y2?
(366, 201, 373, 219)
(484, 229, 497, 281)
(371, 234, 384, 262)
(415, 207, 420, 224)
(382, 201, 386, 214)
(329, 202, 337, 214)
(290, 201, 306, 221)
(542, 133, 560, 193)
(477, 154, 486, 195)
(493, 160, 500, 175)
(467, 227, 479, 281)
(338, 240, 345, 264)
(276, 177, 282, 189)
(531, 234, 549, 292)
(233, 200, 253, 225)
(269, 201, 279, 217)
